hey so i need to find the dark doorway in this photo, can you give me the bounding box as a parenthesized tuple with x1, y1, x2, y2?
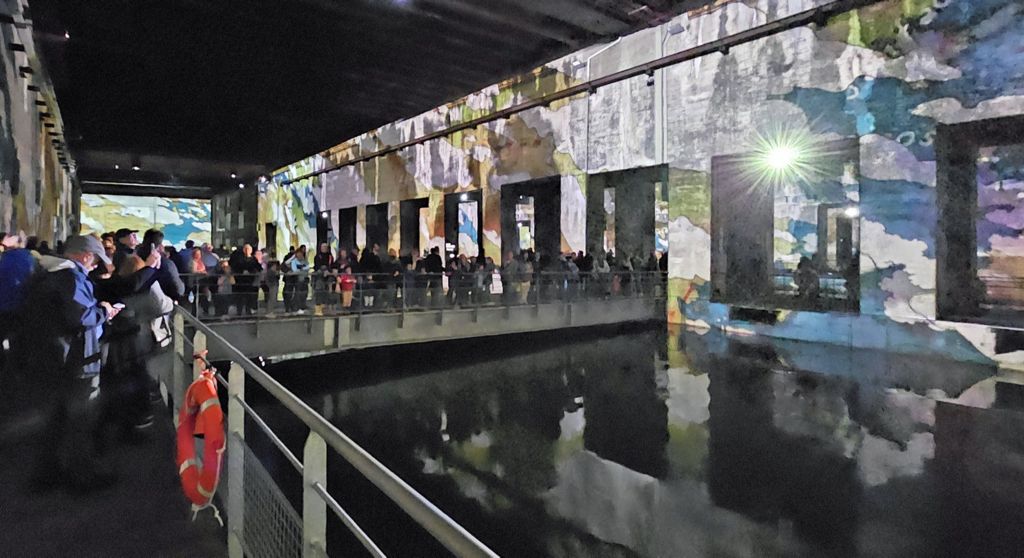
(936, 114, 1024, 325)
(710, 155, 773, 304)
(500, 177, 561, 259)
(400, 198, 430, 259)
(264, 223, 278, 259)
(587, 166, 666, 260)
(444, 191, 483, 260)
(338, 207, 357, 253)
(365, 203, 389, 252)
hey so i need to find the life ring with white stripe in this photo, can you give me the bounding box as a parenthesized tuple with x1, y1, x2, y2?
(176, 362, 225, 507)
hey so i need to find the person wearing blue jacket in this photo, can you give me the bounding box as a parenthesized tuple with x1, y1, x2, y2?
(30, 235, 122, 491)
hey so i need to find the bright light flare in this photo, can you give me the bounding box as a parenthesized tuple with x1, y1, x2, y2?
(739, 125, 833, 190)
(844, 206, 860, 218)
(765, 145, 800, 170)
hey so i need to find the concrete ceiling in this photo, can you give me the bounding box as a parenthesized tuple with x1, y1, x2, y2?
(31, 0, 713, 195)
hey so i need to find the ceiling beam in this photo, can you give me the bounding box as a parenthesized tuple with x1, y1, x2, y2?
(501, 0, 631, 35)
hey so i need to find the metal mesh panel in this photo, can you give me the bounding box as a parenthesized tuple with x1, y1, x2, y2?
(228, 436, 303, 558)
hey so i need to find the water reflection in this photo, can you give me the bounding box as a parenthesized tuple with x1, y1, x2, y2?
(271, 325, 1024, 557)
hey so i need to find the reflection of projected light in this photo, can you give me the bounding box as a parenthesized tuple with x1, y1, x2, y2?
(844, 206, 860, 218)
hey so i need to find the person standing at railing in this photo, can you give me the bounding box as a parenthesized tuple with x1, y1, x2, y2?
(424, 246, 444, 308)
(593, 250, 610, 297)
(359, 243, 383, 309)
(264, 260, 281, 315)
(200, 243, 219, 270)
(313, 242, 335, 316)
(405, 258, 424, 308)
(231, 244, 262, 316)
(187, 247, 210, 315)
(382, 248, 402, 309)
(212, 260, 234, 316)
(500, 251, 517, 305)
(518, 252, 533, 305)
(286, 245, 310, 313)
(338, 264, 356, 309)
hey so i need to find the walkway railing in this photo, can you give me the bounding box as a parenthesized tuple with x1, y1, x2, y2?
(178, 269, 668, 321)
(168, 306, 498, 558)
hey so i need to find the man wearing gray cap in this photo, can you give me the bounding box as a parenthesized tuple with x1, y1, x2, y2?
(30, 235, 122, 490)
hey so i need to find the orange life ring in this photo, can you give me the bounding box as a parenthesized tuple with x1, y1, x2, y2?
(176, 367, 225, 507)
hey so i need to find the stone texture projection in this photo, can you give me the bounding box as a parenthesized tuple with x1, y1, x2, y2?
(262, 0, 1024, 369)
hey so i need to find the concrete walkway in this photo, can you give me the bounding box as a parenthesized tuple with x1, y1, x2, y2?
(0, 406, 226, 557)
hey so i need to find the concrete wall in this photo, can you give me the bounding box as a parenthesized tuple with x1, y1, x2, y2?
(211, 187, 258, 251)
(0, 0, 76, 241)
(261, 0, 1024, 369)
(203, 297, 663, 362)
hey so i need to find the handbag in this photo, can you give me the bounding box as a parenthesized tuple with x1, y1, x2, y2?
(148, 281, 175, 350)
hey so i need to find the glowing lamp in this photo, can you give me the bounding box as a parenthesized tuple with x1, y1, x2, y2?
(844, 207, 860, 218)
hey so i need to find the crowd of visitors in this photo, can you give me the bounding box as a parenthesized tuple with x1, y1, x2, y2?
(0, 228, 667, 491)
(169, 240, 668, 317)
(0, 228, 183, 492)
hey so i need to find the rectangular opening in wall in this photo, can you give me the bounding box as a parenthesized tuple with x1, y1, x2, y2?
(603, 188, 615, 254)
(711, 137, 860, 313)
(365, 202, 388, 251)
(937, 116, 1024, 326)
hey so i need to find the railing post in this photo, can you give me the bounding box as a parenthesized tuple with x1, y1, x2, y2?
(171, 312, 184, 409)
(227, 362, 245, 558)
(192, 330, 207, 380)
(303, 431, 328, 558)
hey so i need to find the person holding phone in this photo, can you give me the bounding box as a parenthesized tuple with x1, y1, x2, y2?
(138, 229, 185, 301)
(96, 249, 166, 444)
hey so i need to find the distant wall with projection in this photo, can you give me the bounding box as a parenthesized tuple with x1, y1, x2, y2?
(80, 194, 211, 248)
(260, 0, 1024, 368)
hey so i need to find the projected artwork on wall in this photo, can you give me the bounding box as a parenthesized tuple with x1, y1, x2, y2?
(80, 194, 212, 248)
(977, 144, 1024, 309)
(458, 201, 479, 257)
(418, 207, 431, 257)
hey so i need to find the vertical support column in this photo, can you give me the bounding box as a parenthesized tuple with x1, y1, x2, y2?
(192, 330, 207, 380)
(303, 431, 328, 558)
(227, 363, 246, 558)
(171, 312, 184, 409)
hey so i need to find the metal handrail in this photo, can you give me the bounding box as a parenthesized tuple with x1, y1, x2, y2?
(175, 306, 499, 558)
(312, 481, 387, 558)
(231, 394, 304, 474)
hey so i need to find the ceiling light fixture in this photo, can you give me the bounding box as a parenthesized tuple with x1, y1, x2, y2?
(238, 183, 245, 189)
(230, 172, 237, 179)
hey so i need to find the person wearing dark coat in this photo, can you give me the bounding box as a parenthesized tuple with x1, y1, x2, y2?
(138, 229, 185, 301)
(424, 246, 444, 307)
(230, 244, 263, 315)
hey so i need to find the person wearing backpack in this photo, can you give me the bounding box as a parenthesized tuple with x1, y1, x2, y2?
(27, 235, 122, 491)
(0, 247, 37, 396)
